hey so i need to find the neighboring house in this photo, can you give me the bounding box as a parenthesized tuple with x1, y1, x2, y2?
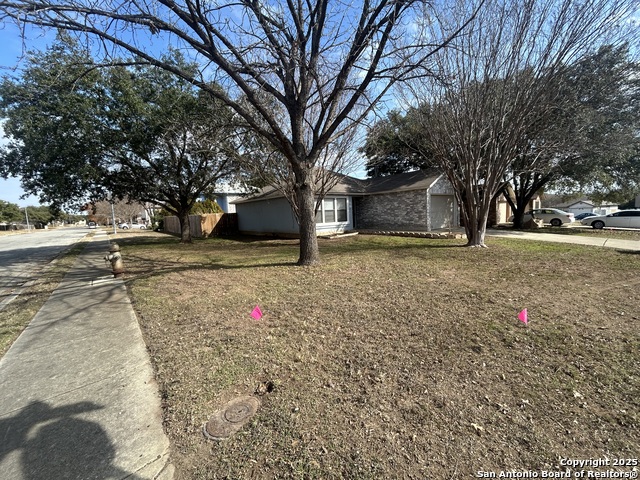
(211, 182, 248, 214)
(232, 169, 460, 236)
(552, 198, 618, 216)
(489, 193, 542, 225)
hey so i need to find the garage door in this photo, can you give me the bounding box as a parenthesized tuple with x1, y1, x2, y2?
(430, 195, 455, 229)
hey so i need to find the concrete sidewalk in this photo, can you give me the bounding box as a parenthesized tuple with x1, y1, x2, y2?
(486, 228, 640, 251)
(0, 231, 173, 480)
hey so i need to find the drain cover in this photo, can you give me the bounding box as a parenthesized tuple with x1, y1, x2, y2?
(203, 396, 261, 441)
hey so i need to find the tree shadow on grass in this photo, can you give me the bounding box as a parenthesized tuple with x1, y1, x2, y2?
(121, 252, 297, 283)
(111, 232, 470, 283)
(113, 233, 301, 250)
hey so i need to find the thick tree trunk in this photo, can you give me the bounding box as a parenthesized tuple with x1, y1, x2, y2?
(464, 214, 489, 247)
(512, 208, 527, 229)
(512, 190, 538, 229)
(466, 227, 487, 246)
(506, 184, 533, 229)
(294, 166, 320, 265)
(504, 173, 553, 229)
(460, 189, 490, 247)
(177, 208, 192, 244)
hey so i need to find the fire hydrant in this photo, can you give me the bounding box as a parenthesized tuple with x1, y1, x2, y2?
(105, 243, 125, 278)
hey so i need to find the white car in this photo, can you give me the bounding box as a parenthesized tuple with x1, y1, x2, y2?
(119, 222, 146, 230)
(580, 210, 640, 229)
(511, 208, 575, 227)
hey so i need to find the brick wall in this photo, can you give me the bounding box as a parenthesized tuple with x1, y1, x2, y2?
(355, 190, 428, 231)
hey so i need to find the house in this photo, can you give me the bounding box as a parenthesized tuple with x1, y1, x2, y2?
(552, 198, 619, 216)
(489, 193, 541, 225)
(232, 169, 459, 236)
(353, 170, 459, 231)
(232, 174, 362, 236)
(210, 182, 247, 213)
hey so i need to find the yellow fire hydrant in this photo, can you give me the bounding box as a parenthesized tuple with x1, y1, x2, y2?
(105, 243, 125, 278)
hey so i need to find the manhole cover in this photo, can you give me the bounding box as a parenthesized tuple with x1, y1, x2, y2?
(224, 403, 253, 423)
(203, 396, 260, 441)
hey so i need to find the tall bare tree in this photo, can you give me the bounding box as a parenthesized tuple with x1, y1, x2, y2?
(0, 0, 475, 264)
(92, 199, 146, 225)
(406, 0, 637, 246)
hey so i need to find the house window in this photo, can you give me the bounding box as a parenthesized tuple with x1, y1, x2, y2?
(336, 198, 347, 222)
(324, 198, 336, 222)
(315, 197, 348, 224)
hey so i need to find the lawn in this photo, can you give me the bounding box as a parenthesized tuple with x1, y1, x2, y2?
(117, 232, 639, 479)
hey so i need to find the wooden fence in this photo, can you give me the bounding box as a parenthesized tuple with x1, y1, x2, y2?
(163, 213, 238, 238)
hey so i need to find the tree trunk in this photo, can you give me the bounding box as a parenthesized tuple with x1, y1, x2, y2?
(465, 213, 489, 247)
(177, 208, 192, 244)
(511, 188, 538, 229)
(293, 164, 320, 266)
(460, 188, 490, 247)
(512, 210, 526, 229)
(504, 173, 553, 229)
(466, 227, 487, 246)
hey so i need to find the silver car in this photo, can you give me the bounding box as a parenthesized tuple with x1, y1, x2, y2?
(119, 222, 146, 229)
(513, 208, 575, 227)
(580, 209, 640, 229)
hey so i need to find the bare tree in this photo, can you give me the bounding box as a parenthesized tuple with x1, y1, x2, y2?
(0, 0, 476, 264)
(93, 199, 145, 225)
(405, 0, 637, 246)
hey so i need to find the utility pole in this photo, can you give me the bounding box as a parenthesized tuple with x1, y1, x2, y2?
(24, 207, 31, 232)
(111, 201, 117, 235)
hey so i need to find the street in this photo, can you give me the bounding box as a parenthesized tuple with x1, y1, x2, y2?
(0, 227, 89, 309)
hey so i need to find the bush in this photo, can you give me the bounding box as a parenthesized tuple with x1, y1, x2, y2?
(190, 199, 223, 215)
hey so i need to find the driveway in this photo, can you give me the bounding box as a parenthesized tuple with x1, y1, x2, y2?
(486, 228, 640, 251)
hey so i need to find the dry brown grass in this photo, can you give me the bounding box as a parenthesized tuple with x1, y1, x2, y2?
(118, 233, 639, 479)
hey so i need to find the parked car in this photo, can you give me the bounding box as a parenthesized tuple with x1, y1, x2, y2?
(580, 209, 640, 229)
(574, 212, 598, 221)
(509, 208, 575, 227)
(119, 222, 147, 230)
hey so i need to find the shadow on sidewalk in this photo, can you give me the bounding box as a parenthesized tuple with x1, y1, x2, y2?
(0, 401, 142, 480)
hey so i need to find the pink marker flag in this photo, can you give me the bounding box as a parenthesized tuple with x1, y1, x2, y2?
(250, 305, 263, 320)
(518, 308, 528, 325)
